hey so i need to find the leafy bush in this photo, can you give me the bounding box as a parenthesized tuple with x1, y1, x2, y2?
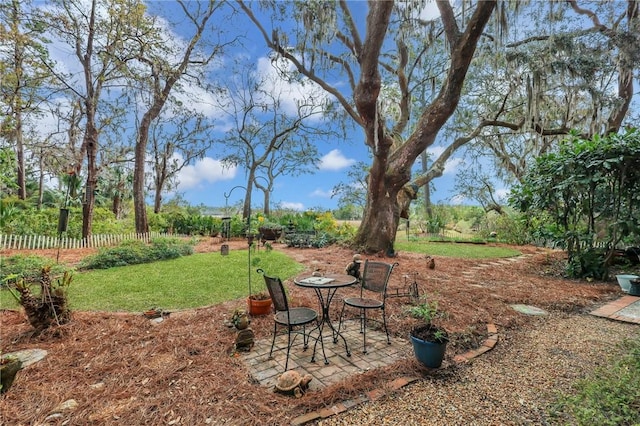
(1, 255, 70, 287)
(489, 212, 532, 245)
(510, 129, 640, 279)
(550, 337, 640, 425)
(310, 232, 336, 248)
(0, 206, 133, 238)
(565, 247, 608, 279)
(334, 222, 357, 242)
(79, 238, 194, 270)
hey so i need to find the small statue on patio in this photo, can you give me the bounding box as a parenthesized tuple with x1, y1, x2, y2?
(274, 370, 313, 398)
(345, 254, 362, 280)
(234, 328, 255, 352)
(230, 308, 250, 330)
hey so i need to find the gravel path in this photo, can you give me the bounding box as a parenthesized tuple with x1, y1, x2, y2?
(315, 312, 639, 425)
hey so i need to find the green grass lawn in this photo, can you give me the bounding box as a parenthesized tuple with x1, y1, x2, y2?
(0, 249, 303, 312)
(1, 241, 520, 312)
(395, 240, 521, 258)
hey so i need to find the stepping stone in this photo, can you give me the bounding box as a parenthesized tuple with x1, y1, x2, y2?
(2, 349, 48, 368)
(510, 304, 548, 316)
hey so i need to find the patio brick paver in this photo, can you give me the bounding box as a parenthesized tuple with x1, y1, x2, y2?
(591, 295, 640, 323)
(240, 319, 412, 391)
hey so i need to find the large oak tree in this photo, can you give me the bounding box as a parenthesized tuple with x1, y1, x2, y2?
(240, 0, 496, 254)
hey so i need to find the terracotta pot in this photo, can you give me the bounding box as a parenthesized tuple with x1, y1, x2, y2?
(247, 297, 272, 316)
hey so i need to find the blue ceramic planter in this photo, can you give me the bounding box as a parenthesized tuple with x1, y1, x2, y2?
(410, 334, 447, 368)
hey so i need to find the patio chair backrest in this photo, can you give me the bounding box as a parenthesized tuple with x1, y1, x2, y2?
(360, 260, 396, 295)
(261, 271, 288, 312)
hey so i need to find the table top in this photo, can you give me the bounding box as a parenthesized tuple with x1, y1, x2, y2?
(294, 273, 357, 289)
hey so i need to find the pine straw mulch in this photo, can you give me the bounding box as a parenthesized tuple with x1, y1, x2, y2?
(0, 240, 622, 425)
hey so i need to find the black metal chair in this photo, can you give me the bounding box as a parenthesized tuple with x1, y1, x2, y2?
(258, 269, 319, 371)
(338, 260, 398, 353)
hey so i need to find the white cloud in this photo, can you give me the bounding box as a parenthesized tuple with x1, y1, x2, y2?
(443, 157, 464, 175)
(280, 201, 305, 211)
(319, 149, 356, 171)
(420, 1, 441, 21)
(494, 188, 510, 201)
(310, 188, 332, 198)
(426, 146, 464, 175)
(253, 56, 331, 120)
(177, 157, 236, 191)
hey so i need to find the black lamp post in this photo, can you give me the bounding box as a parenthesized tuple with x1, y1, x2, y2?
(223, 186, 254, 298)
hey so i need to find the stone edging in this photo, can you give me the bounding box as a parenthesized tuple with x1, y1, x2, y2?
(290, 323, 499, 425)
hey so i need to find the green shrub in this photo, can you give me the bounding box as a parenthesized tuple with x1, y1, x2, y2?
(550, 337, 640, 425)
(480, 211, 531, 245)
(79, 238, 194, 270)
(334, 222, 357, 242)
(565, 247, 608, 279)
(0, 206, 133, 238)
(148, 237, 195, 259)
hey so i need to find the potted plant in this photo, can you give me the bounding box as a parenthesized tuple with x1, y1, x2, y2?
(408, 299, 449, 368)
(247, 291, 272, 316)
(246, 253, 272, 316)
(258, 221, 283, 243)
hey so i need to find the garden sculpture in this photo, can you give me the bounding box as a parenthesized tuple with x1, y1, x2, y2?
(274, 370, 312, 398)
(345, 254, 362, 280)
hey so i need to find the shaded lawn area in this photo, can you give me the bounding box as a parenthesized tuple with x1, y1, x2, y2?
(395, 240, 521, 258)
(0, 249, 303, 312)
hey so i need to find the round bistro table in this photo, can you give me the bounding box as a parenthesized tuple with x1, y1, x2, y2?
(294, 273, 357, 364)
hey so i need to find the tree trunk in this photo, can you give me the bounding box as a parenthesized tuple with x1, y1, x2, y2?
(112, 193, 121, 219)
(134, 117, 150, 234)
(82, 124, 98, 239)
(243, 169, 255, 221)
(421, 150, 432, 218)
(15, 113, 26, 200)
(153, 153, 168, 214)
(354, 1, 496, 255)
(354, 167, 400, 256)
(353, 151, 402, 255)
(153, 190, 162, 214)
(263, 189, 270, 216)
(9, 0, 26, 200)
(37, 151, 45, 209)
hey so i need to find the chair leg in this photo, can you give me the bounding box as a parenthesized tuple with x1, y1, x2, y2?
(302, 324, 309, 350)
(269, 322, 278, 359)
(382, 307, 390, 344)
(284, 326, 293, 371)
(362, 309, 367, 354)
(338, 303, 346, 332)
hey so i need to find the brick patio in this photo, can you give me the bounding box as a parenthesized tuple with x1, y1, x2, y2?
(241, 318, 413, 391)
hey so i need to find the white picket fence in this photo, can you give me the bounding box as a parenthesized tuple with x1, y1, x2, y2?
(0, 232, 175, 250)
